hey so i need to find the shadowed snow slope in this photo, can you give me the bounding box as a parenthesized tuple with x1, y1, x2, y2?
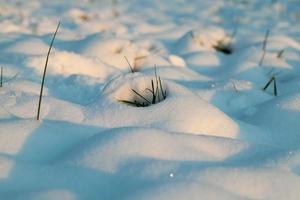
(246, 92, 300, 148)
(128, 167, 300, 200)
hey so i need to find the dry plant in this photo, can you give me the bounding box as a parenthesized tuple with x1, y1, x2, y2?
(0, 67, 3, 87)
(262, 75, 277, 96)
(37, 21, 60, 120)
(118, 66, 167, 107)
(259, 29, 270, 66)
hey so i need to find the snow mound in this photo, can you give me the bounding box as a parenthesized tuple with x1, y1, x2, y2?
(0, 81, 84, 122)
(85, 74, 239, 137)
(168, 55, 186, 67)
(175, 27, 229, 55)
(81, 35, 140, 70)
(247, 92, 300, 148)
(11, 189, 77, 200)
(142, 66, 211, 82)
(6, 38, 50, 56)
(129, 168, 300, 200)
(63, 127, 247, 173)
(0, 156, 15, 179)
(27, 51, 115, 79)
(0, 119, 38, 155)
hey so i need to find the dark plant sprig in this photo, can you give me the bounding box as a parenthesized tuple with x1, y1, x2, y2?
(0, 67, 3, 87)
(274, 77, 277, 96)
(259, 29, 270, 66)
(231, 81, 238, 93)
(118, 66, 167, 107)
(213, 30, 236, 55)
(146, 80, 157, 104)
(124, 56, 135, 73)
(131, 88, 151, 104)
(1, 72, 19, 85)
(118, 99, 145, 107)
(277, 49, 285, 59)
(262, 75, 277, 96)
(37, 21, 60, 120)
(158, 77, 167, 99)
(154, 65, 160, 101)
(213, 40, 233, 55)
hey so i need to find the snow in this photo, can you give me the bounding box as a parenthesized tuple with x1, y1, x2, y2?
(0, 0, 300, 199)
(129, 168, 300, 200)
(63, 128, 246, 173)
(246, 92, 300, 148)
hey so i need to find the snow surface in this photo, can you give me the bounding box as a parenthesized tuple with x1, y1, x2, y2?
(0, 0, 300, 199)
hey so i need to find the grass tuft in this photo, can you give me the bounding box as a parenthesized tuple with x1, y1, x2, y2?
(118, 66, 167, 107)
(37, 21, 60, 121)
(193, 29, 236, 55)
(213, 40, 233, 55)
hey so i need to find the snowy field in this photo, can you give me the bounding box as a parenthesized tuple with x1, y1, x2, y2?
(0, 0, 300, 199)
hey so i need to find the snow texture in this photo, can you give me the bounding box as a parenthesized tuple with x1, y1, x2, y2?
(0, 0, 300, 199)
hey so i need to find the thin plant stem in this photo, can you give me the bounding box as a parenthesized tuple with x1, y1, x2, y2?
(124, 56, 134, 73)
(274, 77, 277, 96)
(259, 29, 270, 66)
(37, 21, 60, 120)
(263, 76, 274, 91)
(231, 81, 238, 93)
(0, 67, 3, 87)
(277, 49, 285, 59)
(263, 76, 278, 96)
(131, 89, 151, 104)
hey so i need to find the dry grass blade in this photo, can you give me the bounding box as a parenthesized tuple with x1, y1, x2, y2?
(262, 29, 270, 51)
(154, 65, 160, 101)
(118, 99, 142, 107)
(131, 89, 151, 104)
(231, 81, 238, 93)
(124, 56, 134, 73)
(277, 49, 285, 59)
(158, 77, 166, 99)
(135, 55, 147, 61)
(0, 67, 3, 87)
(37, 21, 60, 121)
(263, 76, 277, 96)
(259, 29, 270, 66)
(263, 76, 274, 91)
(150, 80, 156, 104)
(273, 77, 277, 96)
(2, 72, 18, 84)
